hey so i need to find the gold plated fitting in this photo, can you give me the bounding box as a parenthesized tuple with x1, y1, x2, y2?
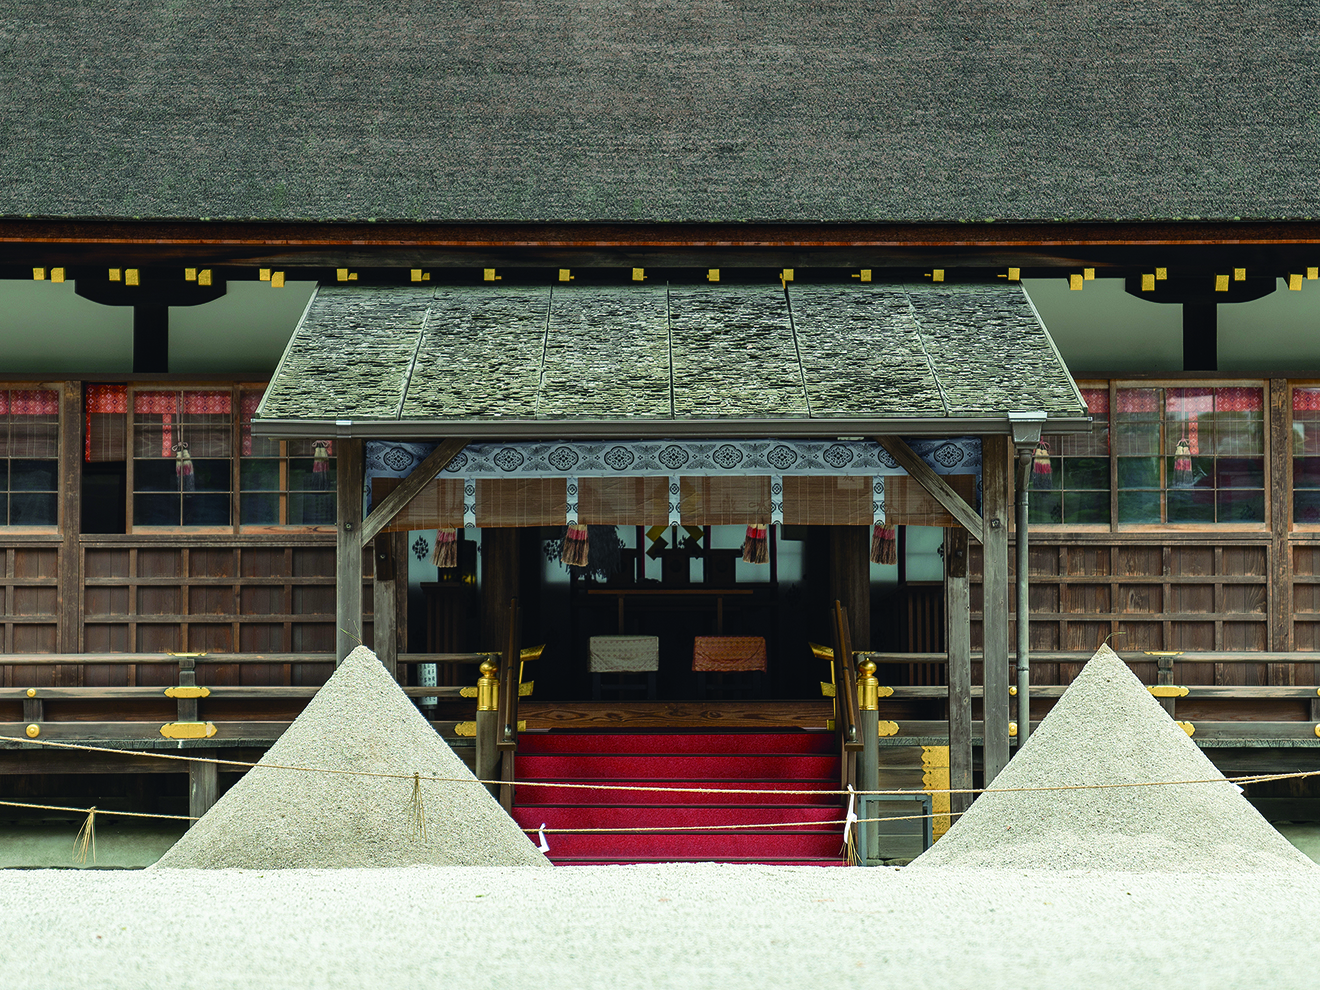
(856, 658, 879, 712)
(26, 688, 36, 698)
(25, 724, 40, 738)
(477, 660, 499, 712)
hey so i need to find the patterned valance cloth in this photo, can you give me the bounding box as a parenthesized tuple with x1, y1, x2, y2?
(364, 437, 980, 531)
(589, 636, 661, 673)
(692, 636, 768, 672)
(366, 438, 979, 530)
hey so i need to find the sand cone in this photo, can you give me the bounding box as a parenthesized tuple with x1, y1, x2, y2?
(909, 645, 1314, 873)
(152, 646, 550, 869)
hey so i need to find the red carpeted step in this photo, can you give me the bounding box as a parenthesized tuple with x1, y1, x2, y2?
(514, 806, 843, 831)
(512, 731, 846, 866)
(515, 779, 838, 807)
(517, 753, 838, 780)
(522, 830, 845, 860)
(517, 732, 836, 755)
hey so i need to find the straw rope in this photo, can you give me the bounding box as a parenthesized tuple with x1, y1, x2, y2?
(2, 733, 1318, 798)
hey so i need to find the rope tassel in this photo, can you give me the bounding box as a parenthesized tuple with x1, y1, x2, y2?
(408, 772, 428, 842)
(174, 442, 194, 492)
(742, 523, 769, 564)
(870, 521, 896, 565)
(73, 806, 97, 865)
(560, 523, 590, 567)
(1031, 440, 1053, 490)
(311, 441, 331, 491)
(431, 528, 458, 569)
(1173, 438, 1193, 487)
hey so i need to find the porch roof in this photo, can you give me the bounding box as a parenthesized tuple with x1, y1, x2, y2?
(252, 282, 1089, 440)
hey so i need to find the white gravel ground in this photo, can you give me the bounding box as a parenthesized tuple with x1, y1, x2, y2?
(4, 863, 1320, 990)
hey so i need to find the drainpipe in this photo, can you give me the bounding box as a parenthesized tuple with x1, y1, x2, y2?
(1007, 413, 1047, 749)
(1015, 447, 1032, 747)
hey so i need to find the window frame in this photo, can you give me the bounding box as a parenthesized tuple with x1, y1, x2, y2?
(0, 381, 62, 535)
(1022, 379, 1112, 533)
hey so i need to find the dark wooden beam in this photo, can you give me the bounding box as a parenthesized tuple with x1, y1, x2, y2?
(980, 435, 1012, 783)
(132, 305, 169, 374)
(358, 437, 469, 545)
(58, 381, 82, 654)
(944, 527, 973, 816)
(1183, 302, 1217, 371)
(336, 438, 364, 664)
(829, 527, 871, 651)
(877, 436, 983, 540)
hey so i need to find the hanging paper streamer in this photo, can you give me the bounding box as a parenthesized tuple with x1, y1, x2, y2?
(312, 441, 331, 490)
(174, 442, 194, 492)
(742, 523, 769, 563)
(431, 528, 458, 569)
(1031, 440, 1053, 489)
(1173, 438, 1193, 487)
(561, 523, 590, 567)
(870, 519, 897, 565)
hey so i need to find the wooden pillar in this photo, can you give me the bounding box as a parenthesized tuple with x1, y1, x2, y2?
(58, 382, 82, 655)
(1268, 379, 1293, 665)
(981, 435, 1011, 784)
(372, 535, 398, 681)
(829, 526, 870, 650)
(480, 528, 520, 652)
(336, 438, 364, 664)
(189, 761, 218, 822)
(945, 526, 972, 816)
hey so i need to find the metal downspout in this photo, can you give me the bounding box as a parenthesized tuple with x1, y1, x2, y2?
(1015, 448, 1032, 746)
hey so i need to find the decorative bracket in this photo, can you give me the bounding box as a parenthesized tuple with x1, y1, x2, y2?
(1148, 685, 1189, 698)
(164, 686, 211, 699)
(159, 722, 217, 740)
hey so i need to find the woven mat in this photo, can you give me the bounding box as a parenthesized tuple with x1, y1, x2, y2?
(589, 635, 661, 673)
(692, 636, 767, 672)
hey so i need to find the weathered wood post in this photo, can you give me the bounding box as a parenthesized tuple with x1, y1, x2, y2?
(372, 536, 398, 681)
(981, 435, 1012, 784)
(475, 659, 500, 799)
(336, 438, 364, 665)
(944, 526, 973, 817)
(177, 658, 217, 822)
(855, 656, 880, 864)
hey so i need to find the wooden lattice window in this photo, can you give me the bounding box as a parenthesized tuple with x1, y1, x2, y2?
(0, 387, 59, 527)
(239, 389, 336, 527)
(1291, 386, 1320, 525)
(1113, 384, 1265, 526)
(131, 389, 233, 528)
(1028, 384, 1110, 526)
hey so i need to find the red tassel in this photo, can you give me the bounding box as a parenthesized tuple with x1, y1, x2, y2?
(312, 441, 331, 491)
(431, 528, 458, 569)
(561, 523, 590, 567)
(174, 443, 194, 492)
(1031, 440, 1052, 490)
(1173, 438, 1193, 487)
(742, 523, 769, 564)
(870, 522, 896, 565)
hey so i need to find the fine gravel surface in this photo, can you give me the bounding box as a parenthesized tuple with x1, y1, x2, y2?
(911, 645, 1315, 873)
(153, 646, 548, 869)
(3, 864, 1320, 990)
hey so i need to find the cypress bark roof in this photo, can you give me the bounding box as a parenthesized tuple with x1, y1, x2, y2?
(3, 1, 1316, 224)
(252, 282, 1088, 438)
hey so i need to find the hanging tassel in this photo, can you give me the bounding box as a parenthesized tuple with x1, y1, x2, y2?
(73, 806, 97, 865)
(312, 441, 331, 490)
(560, 523, 590, 567)
(408, 772, 428, 843)
(742, 523, 769, 564)
(174, 442, 194, 492)
(1031, 440, 1053, 489)
(431, 528, 458, 569)
(870, 521, 897, 565)
(1173, 438, 1193, 487)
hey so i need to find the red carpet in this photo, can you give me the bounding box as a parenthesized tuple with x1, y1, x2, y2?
(512, 732, 847, 866)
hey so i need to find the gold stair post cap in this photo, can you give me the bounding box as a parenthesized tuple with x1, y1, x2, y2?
(1008, 721, 1018, 737)
(25, 724, 40, 738)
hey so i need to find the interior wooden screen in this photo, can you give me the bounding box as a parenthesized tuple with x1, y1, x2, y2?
(782, 476, 871, 525)
(476, 477, 567, 527)
(679, 476, 771, 525)
(371, 477, 464, 532)
(885, 474, 978, 527)
(579, 477, 669, 525)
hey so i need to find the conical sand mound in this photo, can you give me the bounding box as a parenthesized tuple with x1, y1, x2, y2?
(910, 645, 1313, 873)
(154, 646, 550, 869)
